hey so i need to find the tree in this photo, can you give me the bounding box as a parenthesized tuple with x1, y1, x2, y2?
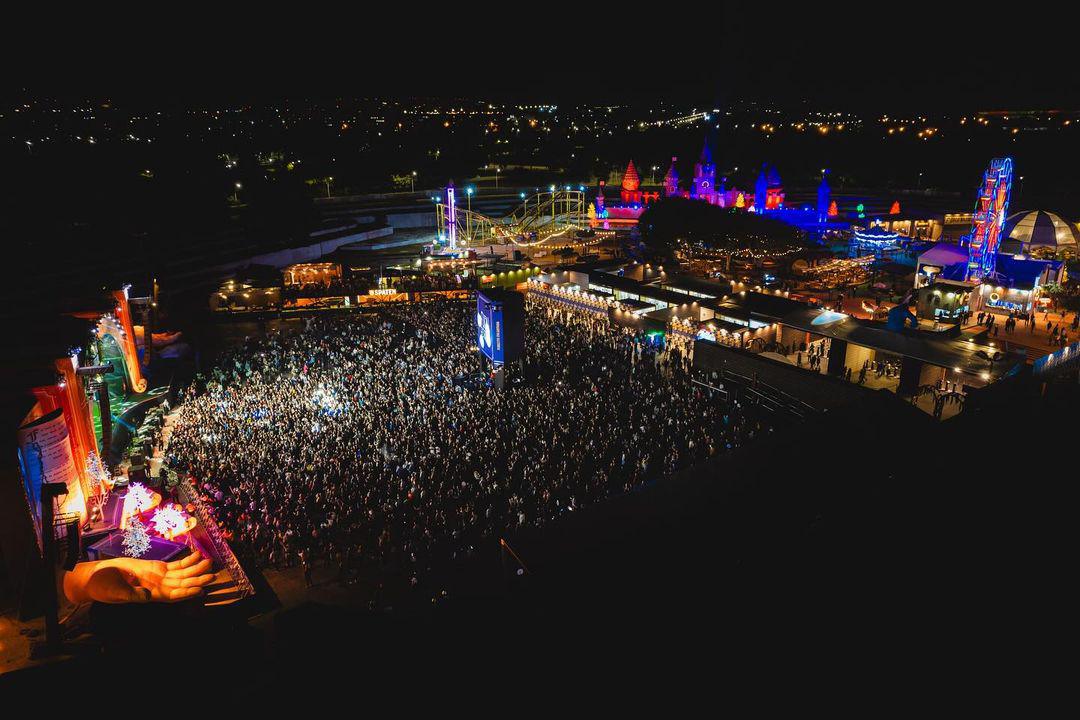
(1042, 282, 1080, 317)
(122, 518, 151, 558)
(1041, 282, 1066, 309)
(152, 505, 187, 541)
(638, 197, 806, 261)
(87, 452, 109, 485)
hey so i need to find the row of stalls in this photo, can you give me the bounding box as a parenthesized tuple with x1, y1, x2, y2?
(210, 257, 541, 313)
(531, 259, 1024, 420)
(532, 260, 808, 349)
(769, 306, 1024, 418)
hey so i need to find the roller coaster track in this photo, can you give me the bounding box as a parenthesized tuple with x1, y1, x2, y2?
(436, 190, 587, 248)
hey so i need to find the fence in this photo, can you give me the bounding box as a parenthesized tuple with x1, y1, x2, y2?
(1033, 340, 1080, 377)
(177, 476, 255, 600)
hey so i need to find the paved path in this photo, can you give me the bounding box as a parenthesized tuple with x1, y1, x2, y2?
(964, 309, 1078, 361)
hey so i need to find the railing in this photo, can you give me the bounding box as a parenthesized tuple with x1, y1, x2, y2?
(177, 476, 255, 599)
(692, 378, 729, 400)
(1033, 339, 1080, 376)
(719, 368, 820, 415)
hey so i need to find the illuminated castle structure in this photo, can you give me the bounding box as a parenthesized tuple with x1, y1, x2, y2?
(663, 143, 784, 211)
(662, 143, 735, 206)
(591, 142, 790, 227)
(753, 163, 785, 211)
(593, 159, 660, 224)
(689, 144, 721, 203)
(618, 160, 657, 205)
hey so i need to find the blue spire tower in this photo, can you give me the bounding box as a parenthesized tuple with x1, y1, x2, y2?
(817, 169, 831, 223)
(755, 164, 768, 213)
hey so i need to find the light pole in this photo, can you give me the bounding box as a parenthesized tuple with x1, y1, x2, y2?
(25, 140, 32, 155)
(325, 176, 333, 198)
(1018, 175, 1025, 201)
(917, 172, 923, 191)
(495, 167, 500, 189)
(651, 165, 658, 184)
(233, 181, 242, 203)
(410, 171, 416, 192)
(466, 186, 474, 242)
(433, 195, 442, 243)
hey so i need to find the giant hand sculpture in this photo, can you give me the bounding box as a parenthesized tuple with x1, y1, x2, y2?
(64, 550, 216, 604)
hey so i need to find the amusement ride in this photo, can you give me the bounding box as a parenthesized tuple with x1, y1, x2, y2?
(435, 182, 587, 249)
(963, 157, 1014, 282)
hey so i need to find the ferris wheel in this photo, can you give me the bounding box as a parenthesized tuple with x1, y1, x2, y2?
(964, 157, 1014, 282)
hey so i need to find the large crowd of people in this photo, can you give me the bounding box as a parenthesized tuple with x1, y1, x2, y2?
(166, 296, 765, 585)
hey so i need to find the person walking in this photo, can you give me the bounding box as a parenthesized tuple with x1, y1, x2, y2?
(300, 549, 313, 588)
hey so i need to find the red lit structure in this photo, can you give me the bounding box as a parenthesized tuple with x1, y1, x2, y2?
(593, 160, 661, 225)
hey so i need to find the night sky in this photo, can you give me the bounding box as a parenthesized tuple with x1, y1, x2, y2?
(5, 6, 1077, 110)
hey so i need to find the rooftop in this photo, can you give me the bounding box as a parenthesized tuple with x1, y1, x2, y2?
(918, 242, 969, 268)
(780, 307, 1024, 381)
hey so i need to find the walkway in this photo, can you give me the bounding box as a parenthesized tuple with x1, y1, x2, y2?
(964, 308, 1078, 362)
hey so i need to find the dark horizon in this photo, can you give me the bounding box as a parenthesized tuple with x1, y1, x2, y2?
(5, 5, 1079, 111)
